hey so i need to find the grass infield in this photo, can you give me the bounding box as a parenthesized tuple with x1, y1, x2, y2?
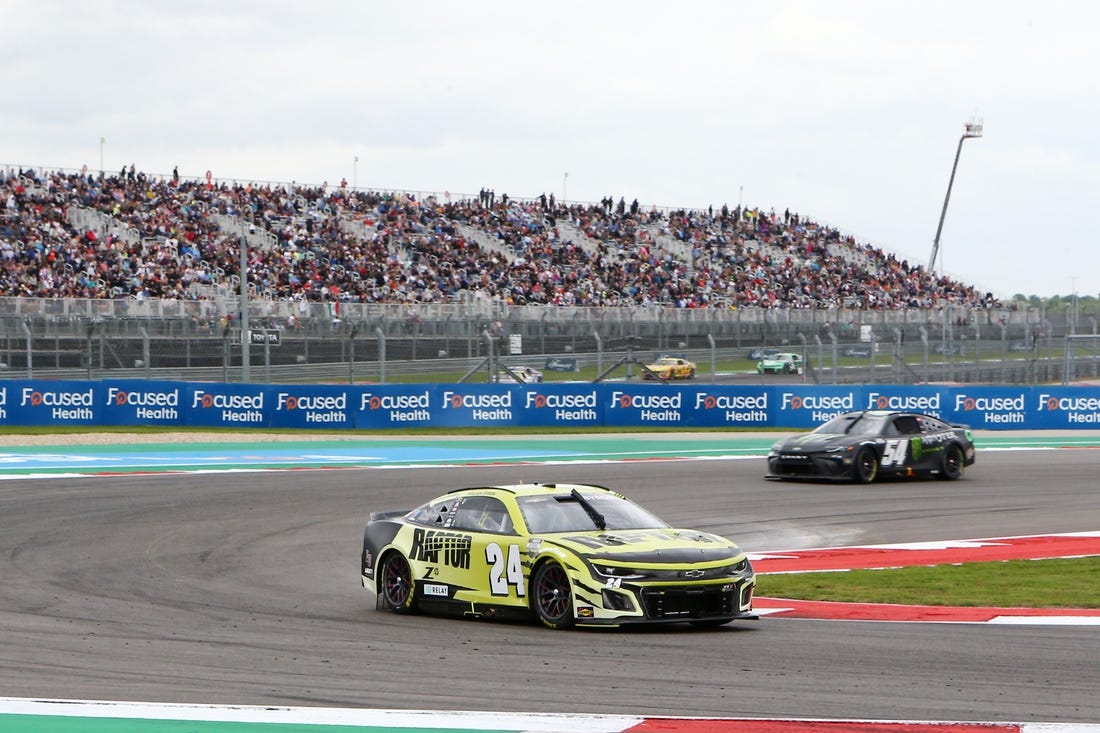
(757, 556, 1100, 608)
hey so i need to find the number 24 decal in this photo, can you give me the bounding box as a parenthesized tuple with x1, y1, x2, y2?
(882, 439, 908, 466)
(486, 543, 525, 597)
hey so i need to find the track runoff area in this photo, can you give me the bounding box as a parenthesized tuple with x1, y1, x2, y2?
(2, 435, 1098, 732)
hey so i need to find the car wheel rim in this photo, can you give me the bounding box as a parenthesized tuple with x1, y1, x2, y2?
(945, 448, 961, 477)
(384, 555, 411, 606)
(859, 453, 876, 480)
(536, 565, 570, 621)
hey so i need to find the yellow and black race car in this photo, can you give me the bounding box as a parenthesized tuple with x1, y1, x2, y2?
(361, 483, 756, 629)
(642, 356, 697, 380)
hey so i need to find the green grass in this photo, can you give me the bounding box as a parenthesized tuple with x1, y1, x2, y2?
(757, 556, 1100, 608)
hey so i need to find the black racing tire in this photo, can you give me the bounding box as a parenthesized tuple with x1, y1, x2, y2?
(854, 447, 879, 484)
(379, 551, 418, 614)
(937, 444, 965, 481)
(688, 368, 696, 379)
(531, 561, 574, 629)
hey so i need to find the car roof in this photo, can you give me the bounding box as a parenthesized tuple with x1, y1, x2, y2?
(443, 482, 618, 498)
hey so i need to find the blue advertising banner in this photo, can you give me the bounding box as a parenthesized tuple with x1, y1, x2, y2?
(269, 384, 354, 429)
(428, 384, 522, 428)
(0, 380, 98, 426)
(101, 380, 185, 426)
(772, 385, 862, 429)
(862, 386, 947, 419)
(601, 384, 691, 428)
(2, 379, 1098, 431)
(185, 382, 270, 428)
(684, 386, 772, 428)
(941, 386, 1030, 429)
(1029, 388, 1100, 429)
(514, 383, 602, 427)
(353, 385, 434, 429)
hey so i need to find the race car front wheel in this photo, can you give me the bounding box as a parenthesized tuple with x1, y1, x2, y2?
(379, 551, 418, 614)
(532, 561, 574, 629)
(854, 447, 879, 484)
(937, 444, 964, 481)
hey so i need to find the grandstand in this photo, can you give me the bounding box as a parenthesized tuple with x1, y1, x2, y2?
(2, 165, 999, 311)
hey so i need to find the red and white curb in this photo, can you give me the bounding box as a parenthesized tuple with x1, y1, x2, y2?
(750, 531, 1100, 624)
(1, 699, 1098, 732)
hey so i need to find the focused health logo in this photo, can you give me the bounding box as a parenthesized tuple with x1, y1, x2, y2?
(360, 391, 431, 422)
(105, 387, 180, 421)
(1038, 392, 1100, 424)
(21, 386, 95, 421)
(954, 392, 1025, 425)
(440, 390, 513, 421)
(524, 391, 598, 422)
(696, 392, 768, 423)
(191, 389, 265, 424)
(779, 392, 853, 423)
(608, 391, 682, 422)
(865, 391, 941, 417)
(276, 391, 348, 424)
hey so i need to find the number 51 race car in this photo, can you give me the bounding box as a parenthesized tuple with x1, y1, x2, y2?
(361, 483, 756, 629)
(766, 410, 975, 483)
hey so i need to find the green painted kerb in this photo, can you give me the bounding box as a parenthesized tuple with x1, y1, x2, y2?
(0, 714, 505, 733)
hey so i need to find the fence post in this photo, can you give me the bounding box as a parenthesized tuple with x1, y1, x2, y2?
(140, 326, 151, 379)
(920, 326, 929, 384)
(264, 329, 271, 384)
(893, 327, 903, 384)
(347, 322, 359, 384)
(375, 326, 386, 384)
(707, 333, 716, 384)
(593, 330, 603, 376)
(797, 332, 807, 383)
(829, 332, 838, 384)
(21, 318, 32, 378)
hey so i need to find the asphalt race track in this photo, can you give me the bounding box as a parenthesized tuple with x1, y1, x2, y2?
(1, 448, 1098, 724)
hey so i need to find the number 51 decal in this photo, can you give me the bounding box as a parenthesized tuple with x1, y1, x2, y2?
(486, 543, 525, 597)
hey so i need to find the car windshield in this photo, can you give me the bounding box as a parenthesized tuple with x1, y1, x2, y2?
(517, 493, 670, 534)
(816, 412, 886, 436)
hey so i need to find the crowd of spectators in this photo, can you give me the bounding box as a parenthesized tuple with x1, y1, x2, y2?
(1, 166, 1000, 311)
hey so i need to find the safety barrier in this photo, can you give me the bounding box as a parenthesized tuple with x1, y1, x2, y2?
(2, 380, 1098, 430)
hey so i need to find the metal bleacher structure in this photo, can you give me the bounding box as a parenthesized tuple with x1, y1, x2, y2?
(2, 166, 1092, 385)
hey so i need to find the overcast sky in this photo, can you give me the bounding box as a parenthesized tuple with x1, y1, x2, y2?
(4, 1, 1098, 300)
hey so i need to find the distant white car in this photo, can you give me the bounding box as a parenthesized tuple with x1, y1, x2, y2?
(498, 365, 543, 383)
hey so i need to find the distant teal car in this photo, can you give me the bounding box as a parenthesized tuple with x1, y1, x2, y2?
(757, 352, 803, 375)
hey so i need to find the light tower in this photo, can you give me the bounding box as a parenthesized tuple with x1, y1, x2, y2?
(928, 118, 983, 274)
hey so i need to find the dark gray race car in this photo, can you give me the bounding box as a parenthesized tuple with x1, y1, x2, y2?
(766, 410, 975, 483)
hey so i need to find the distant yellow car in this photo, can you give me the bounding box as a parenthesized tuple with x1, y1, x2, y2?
(643, 356, 696, 380)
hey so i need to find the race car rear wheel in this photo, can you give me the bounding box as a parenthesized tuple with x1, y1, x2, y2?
(937, 444, 964, 481)
(854, 447, 879, 484)
(379, 551, 418, 614)
(532, 561, 574, 629)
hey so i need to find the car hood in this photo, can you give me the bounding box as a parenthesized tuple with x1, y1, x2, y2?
(776, 432, 854, 450)
(542, 528, 744, 564)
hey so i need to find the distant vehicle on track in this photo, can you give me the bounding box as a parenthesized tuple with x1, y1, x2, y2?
(642, 356, 696, 381)
(497, 365, 543, 383)
(766, 410, 975, 484)
(756, 352, 804, 375)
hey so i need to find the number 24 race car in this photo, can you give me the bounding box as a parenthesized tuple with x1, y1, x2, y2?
(766, 410, 976, 483)
(361, 483, 756, 629)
